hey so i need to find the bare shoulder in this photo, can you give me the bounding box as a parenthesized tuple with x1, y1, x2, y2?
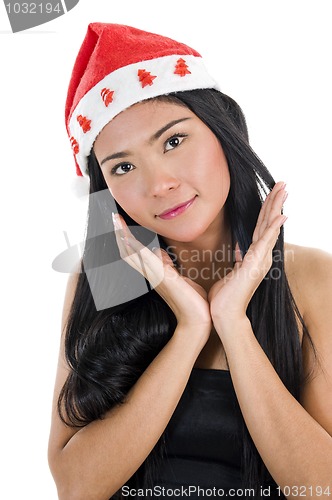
(285, 243, 332, 435)
(284, 241, 332, 282)
(284, 242, 332, 336)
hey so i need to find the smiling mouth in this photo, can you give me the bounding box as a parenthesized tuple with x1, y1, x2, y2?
(157, 196, 197, 220)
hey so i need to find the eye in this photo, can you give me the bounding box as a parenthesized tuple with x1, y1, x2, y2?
(111, 163, 135, 176)
(164, 133, 187, 152)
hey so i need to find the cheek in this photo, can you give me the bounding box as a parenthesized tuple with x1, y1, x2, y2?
(207, 152, 230, 206)
(213, 142, 229, 179)
(196, 143, 230, 192)
(105, 182, 130, 209)
(218, 158, 231, 192)
(108, 183, 143, 221)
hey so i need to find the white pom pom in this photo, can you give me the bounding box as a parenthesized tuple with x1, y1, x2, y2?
(70, 175, 90, 199)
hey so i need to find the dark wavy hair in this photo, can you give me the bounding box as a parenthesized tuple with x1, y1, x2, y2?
(58, 89, 314, 498)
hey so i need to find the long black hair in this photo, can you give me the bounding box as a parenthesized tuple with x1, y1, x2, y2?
(58, 89, 314, 497)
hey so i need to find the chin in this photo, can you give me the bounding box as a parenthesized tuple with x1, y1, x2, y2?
(158, 224, 210, 244)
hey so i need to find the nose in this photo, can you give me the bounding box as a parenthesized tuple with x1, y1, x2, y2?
(146, 164, 180, 197)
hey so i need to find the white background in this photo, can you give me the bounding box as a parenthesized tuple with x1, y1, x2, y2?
(0, 1, 331, 498)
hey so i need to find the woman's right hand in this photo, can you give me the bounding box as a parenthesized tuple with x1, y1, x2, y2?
(112, 213, 212, 336)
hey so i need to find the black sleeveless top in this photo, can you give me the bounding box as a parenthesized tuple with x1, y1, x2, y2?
(157, 368, 281, 498)
(157, 368, 243, 492)
(120, 368, 282, 499)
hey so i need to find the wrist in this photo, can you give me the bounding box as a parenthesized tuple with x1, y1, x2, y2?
(174, 320, 211, 350)
(213, 314, 251, 342)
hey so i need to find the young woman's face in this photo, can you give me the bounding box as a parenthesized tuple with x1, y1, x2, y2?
(93, 99, 230, 243)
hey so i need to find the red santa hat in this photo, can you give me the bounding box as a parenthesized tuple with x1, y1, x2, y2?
(65, 23, 219, 178)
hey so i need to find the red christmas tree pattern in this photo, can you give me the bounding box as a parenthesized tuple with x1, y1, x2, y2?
(101, 88, 114, 107)
(138, 69, 157, 88)
(77, 115, 91, 133)
(174, 58, 191, 77)
(70, 136, 79, 154)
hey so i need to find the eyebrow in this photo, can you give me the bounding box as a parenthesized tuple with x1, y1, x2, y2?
(100, 117, 191, 166)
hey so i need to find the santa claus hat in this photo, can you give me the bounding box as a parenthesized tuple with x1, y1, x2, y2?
(65, 23, 219, 178)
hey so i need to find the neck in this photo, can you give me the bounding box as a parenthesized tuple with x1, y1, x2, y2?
(162, 210, 234, 293)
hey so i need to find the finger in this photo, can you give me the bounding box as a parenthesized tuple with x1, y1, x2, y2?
(112, 213, 132, 259)
(229, 213, 287, 309)
(112, 213, 137, 242)
(112, 213, 142, 258)
(260, 182, 284, 221)
(266, 185, 287, 227)
(253, 182, 286, 242)
(112, 214, 139, 264)
(249, 213, 287, 272)
(112, 213, 157, 270)
(253, 190, 272, 236)
(115, 219, 175, 274)
(260, 213, 287, 247)
(252, 189, 274, 243)
(246, 211, 287, 262)
(112, 213, 175, 288)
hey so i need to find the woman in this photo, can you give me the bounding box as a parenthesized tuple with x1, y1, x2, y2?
(48, 23, 332, 499)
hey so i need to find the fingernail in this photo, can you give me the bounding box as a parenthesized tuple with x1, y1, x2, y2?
(112, 212, 120, 229)
(274, 181, 285, 190)
(281, 215, 288, 224)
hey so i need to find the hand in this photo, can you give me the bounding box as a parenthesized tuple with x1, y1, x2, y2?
(208, 181, 288, 333)
(112, 213, 212, 334)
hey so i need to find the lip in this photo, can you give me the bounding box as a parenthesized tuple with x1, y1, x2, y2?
(157, 196, 197, 220)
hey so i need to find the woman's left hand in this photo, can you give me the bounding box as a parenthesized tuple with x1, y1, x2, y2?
(208, 181, 288, 334)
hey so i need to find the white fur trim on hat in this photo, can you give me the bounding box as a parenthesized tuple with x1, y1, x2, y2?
(68, 54, 218, 177)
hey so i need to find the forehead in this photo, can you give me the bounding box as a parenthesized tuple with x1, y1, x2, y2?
(94, 99, 194, 145)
